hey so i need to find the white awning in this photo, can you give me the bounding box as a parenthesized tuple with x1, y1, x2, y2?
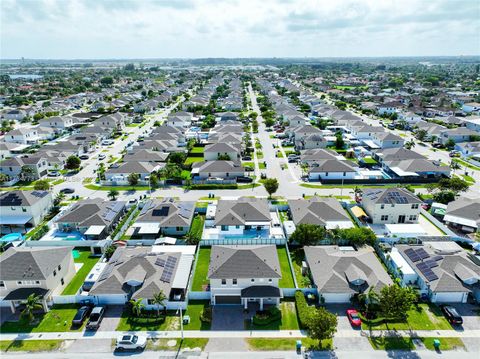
(85, 225, 105, 236)
(155, 237, 177, 245)
(171, 254, 194, 289)
(1, 215, 32, 225)
(136, 223, 160, 235)
(444, 214, 478, 229)
(325, 221, 355, 230)
(362, 140, 380, 149)
(245, 221, 270, 226)
(389, 167, 419, 177)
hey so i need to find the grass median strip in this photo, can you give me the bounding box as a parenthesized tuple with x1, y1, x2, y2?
(246, 338, 332, 351)
(0, 340, 64, 352)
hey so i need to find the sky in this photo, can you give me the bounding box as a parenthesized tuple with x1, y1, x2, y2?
(1, 0, 479, 59)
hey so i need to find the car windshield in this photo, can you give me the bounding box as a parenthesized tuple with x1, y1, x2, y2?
(350, 313, 359, 319)
(90, 314, 100, 321)
(449, 308, 460, 316)
(73, 312, 83, 320)
(131, 336, 138, 344)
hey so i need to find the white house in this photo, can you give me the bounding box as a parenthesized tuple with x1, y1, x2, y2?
(4, 128, 39, 145)
(208, 245, 282, 309)
(464, 117, 480, 134)
(39, 116, 75, 131)
(308, 159, 358, 181)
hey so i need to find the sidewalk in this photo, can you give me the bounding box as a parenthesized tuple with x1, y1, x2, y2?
(2, 329, 479, 341)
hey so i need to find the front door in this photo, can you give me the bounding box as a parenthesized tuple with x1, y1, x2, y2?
(398, 215, 406, 223)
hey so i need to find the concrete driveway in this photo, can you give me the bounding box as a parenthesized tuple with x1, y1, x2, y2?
(325, 303, 360, 331)
(96, 305, 123, 332)
(211, 306, 245, 330)
(449, 303, 480, 331)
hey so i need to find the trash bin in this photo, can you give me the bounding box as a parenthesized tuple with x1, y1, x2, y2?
(433, 339, 441, 349)
(296, 340, 302, 353)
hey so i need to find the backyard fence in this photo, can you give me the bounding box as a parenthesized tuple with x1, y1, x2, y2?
(200, 238, 286, 246)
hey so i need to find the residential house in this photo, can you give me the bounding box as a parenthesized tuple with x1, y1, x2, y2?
(38, 116, 75, 131)
(55, 199, 126, 240)
(462, 102, 480, 113)
(454, 142, 480, 158)
(444, 197, 480, 234)
(0, 190, 53, 234)
(288, 197, 354, 230)
(208, 245, 282, 309)
(362, 188, 423, 224)
(304, 245, 392, 303)
(0, 247, 76, 313)
(3, 109, 27, 121)
(383, 158, 450, 179)
(371, 131, 404, 149)
(104, 161, 164, 185)
(167, 111, 193, 128)
(308, 159, 358, 181)
(4, 128, 39, 145)
(464, 117, 480, 134)
(0, 156, 49, 183)
(204, 143, 241, 161)
(439, 128, 479, 145)
(191, 161, 245, 182)
(131, 198, 195, 238)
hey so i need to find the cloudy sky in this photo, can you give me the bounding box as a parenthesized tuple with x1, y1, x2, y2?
(1, 0, 479, 59)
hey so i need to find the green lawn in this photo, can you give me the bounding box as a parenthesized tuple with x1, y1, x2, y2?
(453, 158, 480, 171)
(278, 211, 289, 223)
(0, 340, 64, 352)
(183, 300, 211, 330)
(276, 152, 284, 158)
(242, 161, 254, 168)
(190, 147, 205, 154)
(0, 304, 86, 333)
(62, 250, 100, 295)
(84, 184, 150, 191)
(277, 246, 295, 288)
(246, 338, 332, 351)
(191, 247, 211, 291)
(259, 162, 266, 169)
(247, 301, 299, 330)
(421, 337, 465, 351)
(256, 151, 264, 159)
(189, 215, 205, 240)
(369, 336, 415, 350)
(147, 338, 209, 351)
(362, 303, 452, 330)
(116, 311, 179, 331)
(184, 157, 204, 165)
(290, 248, 311, 288)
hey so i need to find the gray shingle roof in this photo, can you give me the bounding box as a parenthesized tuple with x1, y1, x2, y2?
(136, 198, 195, 227)
(0, 190, 50, 207)
(214, 197, 270, 226)
(208, 245, 281, 279)
(363, 187, 423, 205)
(56, 199, 125, 228)
(288, 197, 351, 226)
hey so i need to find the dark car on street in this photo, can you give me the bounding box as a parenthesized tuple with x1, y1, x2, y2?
(440, 305, 463, 325)
(236, 176, 253, 183)
(72, 305, 92, 327)
(60, 188, 75, 194)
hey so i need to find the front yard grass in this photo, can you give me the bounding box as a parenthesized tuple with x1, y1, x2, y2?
(0, 304, 86, 333)
(0, 340, 64, 352)
(246, 338, 332, 351)
(191, 247, 211, 291)
(84, 184, 150, 191)
(361, 303, 452, 331)
(259, 162, 266, 169)
(368, 336, 415, 350)
(246, 301, 299, 330)
(277, 246, 295, 288)
(116, 311, 179, 331)
(421, 337, 465, 351)
(62, 249, 100, 295)
(188, 215, 205, 240)
(147, 338, 209, 351)
(183, 300, 211, 330)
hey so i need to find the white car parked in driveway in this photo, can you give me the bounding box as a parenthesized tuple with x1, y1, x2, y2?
(115, 334, 147, 351)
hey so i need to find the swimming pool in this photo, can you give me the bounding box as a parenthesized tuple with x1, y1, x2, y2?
(0, 233, 23, 242)
(53, 231, 85, 241)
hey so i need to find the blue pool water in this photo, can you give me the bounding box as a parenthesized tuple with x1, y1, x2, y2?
(53, 231, 85, 241)
(0, 233, 23, 242)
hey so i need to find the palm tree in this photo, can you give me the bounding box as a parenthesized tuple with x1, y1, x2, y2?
(404, 139, 416, 150)
(358, 286, 379, 318)
(151, 291, 167, 317)
(108, 189, 119, 201)
(450, 160, 461, 173)
(129, 298, 144, 318)
(22, 293, 42, 322)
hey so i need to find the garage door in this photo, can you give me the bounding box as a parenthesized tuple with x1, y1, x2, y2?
(323, 293, 351, 303)
(433, 292, 465, 303)
(215, 296, 241, 305)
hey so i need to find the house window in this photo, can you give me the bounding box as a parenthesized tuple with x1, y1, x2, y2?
(35, 281, 40, 285)
(221, 279, 226, 285)
(343, 172, 346, 176)
(268, 279, 272, 283)
(232, 279, 237, 285)
(381, 215, 389, 221)
(251, 279, 255, 283)
(409, 215, 417, 221)
(53, 270, 57, 277)
(58, 265, 61, 271)
(17, 281, 22, 285)
(0, 281, 5, 288)
(22, 208, 27, 212)
(11, 207, 15, 211)
(176, 226, 183, 231)
(235, 225, 240, 229)
(380, 204, 385, 209)
(325, 172, 328, 176)
(411, 204, 419, 209)
(221, 225, 228, 231)
(61, 278, 64, 285)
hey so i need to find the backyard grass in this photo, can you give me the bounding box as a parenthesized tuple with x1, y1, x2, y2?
(290, 248, 311, 288)
(184, 157, 204, 165)
(421, 337, 465, 351)
(183, 300, 211, 330)
(0, 304, 86, 333)
(62, 250, 100, 295)
(147, 338, 209, 351)
(190, 146, 205, 154)
(246, 338, 332, 351)
(191, 247, 211, 291)
(256, 151, 264, 159)
(116, 311, 179, 331)
(277, 246, 295, 288)
(278, 211, 289, 223)
(368, 336, 415, 350)
(361, 303, 452, 331)
(188, 215, 205, 240)
(0, 340, 64, 352)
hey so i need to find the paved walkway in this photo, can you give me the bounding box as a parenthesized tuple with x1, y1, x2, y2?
(2, 329, 479, 341)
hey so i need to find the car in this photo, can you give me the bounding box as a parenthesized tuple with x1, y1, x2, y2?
(387, 124, 396, 130)
(440, 305, 463, 325)
(260, 172, 267, 179)
(98, 154, 106, 160)
(86, 306, 105, 330)
(72, 305, 92, 326)
(79, 155, 89, 160)
(47, 171, 60, 177)
(115, 334, 147, 351)
(101, 140, 114, 146)
(60, 188, 75, 194)
(242, 156, 252, 161)
(449, 151, 460, 158)
(432, 143, 443, 148)
(346, 309, 362, 327)
(237, 176, 253, 183)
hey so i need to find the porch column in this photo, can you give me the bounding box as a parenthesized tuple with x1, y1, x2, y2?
(9, 301, 15, 314)
(42, 299, 49, 313)
(259, 298, 263, 311)
(276, 297, 280, 306)
(244, 298, 248, 309)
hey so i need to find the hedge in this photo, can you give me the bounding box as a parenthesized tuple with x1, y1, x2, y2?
(190, 184, 238, 190)
(252, 306, 281, 326)
(295, 291, 313, 329)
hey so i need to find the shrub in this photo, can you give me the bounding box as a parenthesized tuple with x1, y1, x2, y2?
(252, 306, 281, 326)
(200, 306, 212, 323)
(190, 184, 238, 190)
(295, 291, 313, 329)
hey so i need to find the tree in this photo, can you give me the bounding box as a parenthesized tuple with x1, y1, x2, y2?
(149, 173, 159, 188)
(438, 177, 470, 194)
(432, 190, 456, 204)
(20, 166, 34, 181)
(404, 139, 416, 150)
(358, 286, 380, 318)
(306, 307, 338, 343)
(332, 227, 376, 246)
(416, 129, 427, 141)
(100, 76, 114, 86)
(449, 160, 461, 173)
(264, 117, 275, 127)
(33, 179, 50, 191)
(217, 153, 231, 160)
(379, 284, 417, 320)
(168, 152, 187, 165)
(65, 155, 81, 170)
(151, 291, 167, 317)
(445, 138, 456, 150)
(262, 178, 279, 198)
(0, 173, 9, 185)
(289, 224, 326, 246)
(129, 298, 145, 317)
(335, 132, 345, 149)
(108, 189, 119, 201)
(21, 293, 42, 322)
(127, 172, 140, 186)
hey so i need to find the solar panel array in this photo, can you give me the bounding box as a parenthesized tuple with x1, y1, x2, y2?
(155, 257, 166, 267)
(424, 259, 438, 268)
(416, 262, 438, 281)
(405, 248, 442, 282)
(160, 256, 178, 283)
(404, 248, 421, 262)
(386, 191, 409, 204)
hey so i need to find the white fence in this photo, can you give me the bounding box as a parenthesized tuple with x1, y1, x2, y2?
(188, 292, 211, 300)
(200, 238, 286, 246)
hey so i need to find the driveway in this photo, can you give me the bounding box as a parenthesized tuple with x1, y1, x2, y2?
(211, 306, 245, 330)
(96, 305, 123, 332)
(450, 303, 480, 331)
(0, 307, 14, 325)
(325, 303, 359, 331)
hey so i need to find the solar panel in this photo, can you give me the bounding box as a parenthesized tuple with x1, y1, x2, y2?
(155, 258, 166, 267)
(424, 259, 438, 268)
(405, 249, 421, 262)
(417, 263, 428, 271)
(432, 255, 443, 262)
(416, 248, 429, 260)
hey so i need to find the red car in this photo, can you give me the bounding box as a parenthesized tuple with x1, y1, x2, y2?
(346, 309, 361, 327)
